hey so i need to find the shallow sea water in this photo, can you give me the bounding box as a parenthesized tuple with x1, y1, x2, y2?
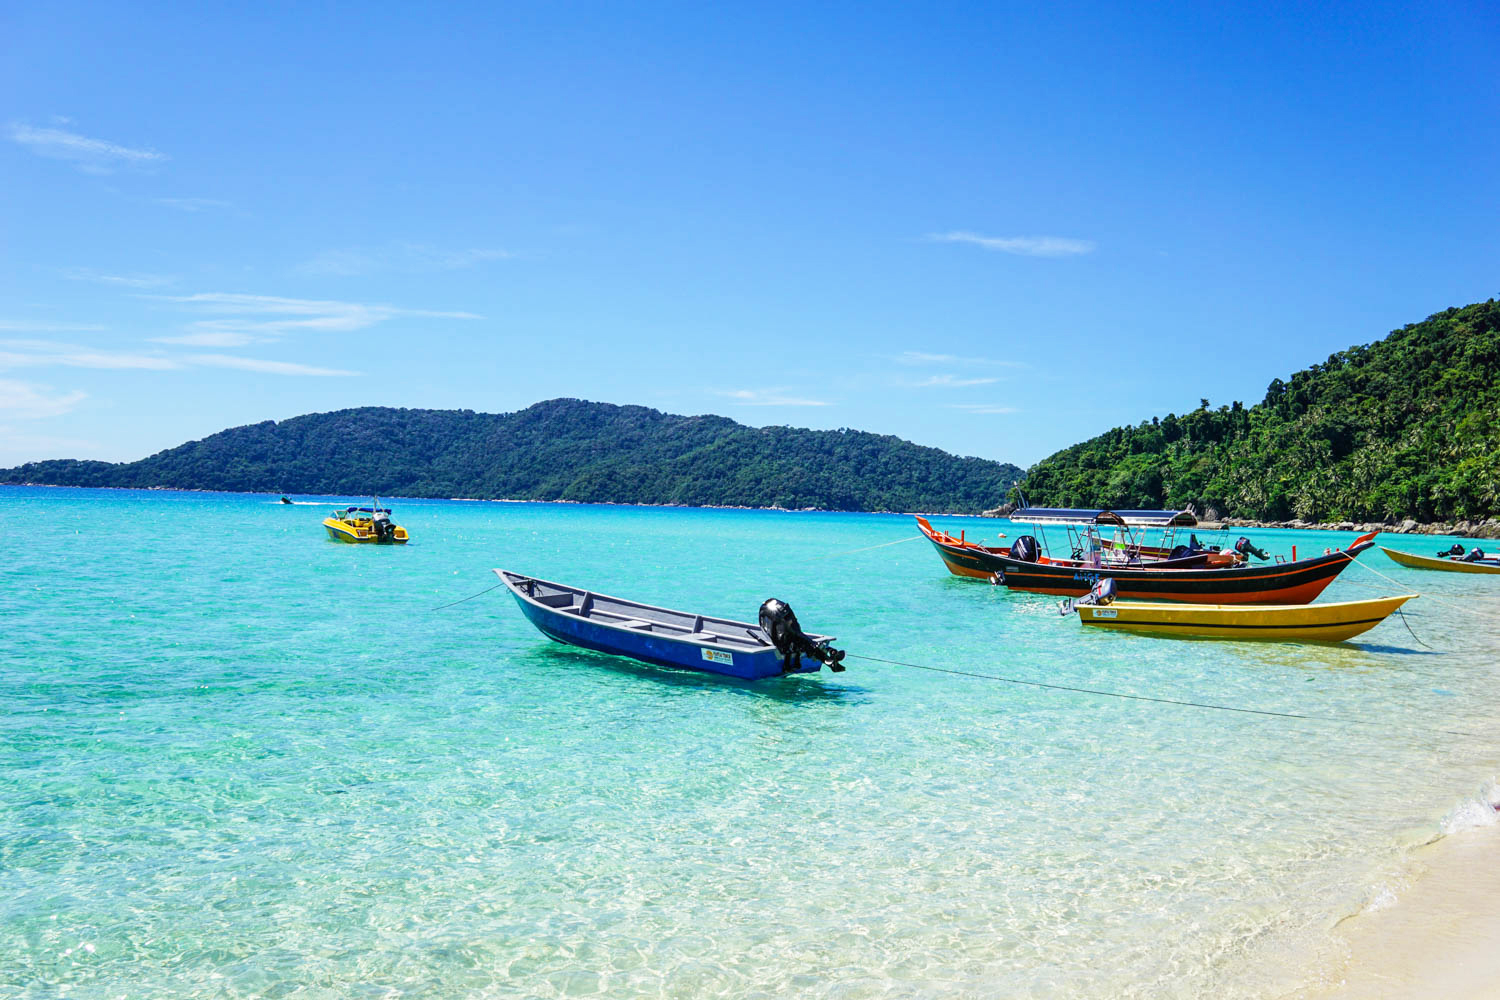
(4, 486, 1498, 999)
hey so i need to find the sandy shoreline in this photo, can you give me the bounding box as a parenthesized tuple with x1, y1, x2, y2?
(1293, 814, 1500, 999)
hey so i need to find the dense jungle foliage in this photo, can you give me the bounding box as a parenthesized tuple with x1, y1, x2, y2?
(1019, 300, 1500, 522)
(2, 398, 1023, 513)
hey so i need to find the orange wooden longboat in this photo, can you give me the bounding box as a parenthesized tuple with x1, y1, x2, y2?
(911, 518, 1011, 579)
(916, 516, 1376, 605)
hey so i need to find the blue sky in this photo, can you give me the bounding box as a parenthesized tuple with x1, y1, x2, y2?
(2, 2, 1495, 469)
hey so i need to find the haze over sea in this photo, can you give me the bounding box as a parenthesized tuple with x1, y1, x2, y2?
(6, 486, 1499, 999)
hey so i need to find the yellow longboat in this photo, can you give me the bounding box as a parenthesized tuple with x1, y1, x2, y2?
(322, 505, 409, 544)
(1077, 594, 1417, 642)
(1380, 546, 1500, 575)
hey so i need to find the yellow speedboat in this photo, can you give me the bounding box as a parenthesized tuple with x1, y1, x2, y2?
(1076, 594, 1416, 642)
(323, 505, 409, 544)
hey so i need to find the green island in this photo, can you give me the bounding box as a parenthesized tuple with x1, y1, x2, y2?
(1018, 299, 1500, 524)
(0, 397, 1022, 514)
(9, 301, 1497, 523)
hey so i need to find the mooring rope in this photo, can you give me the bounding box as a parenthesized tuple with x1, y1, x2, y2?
(430, 581, 506, 611)
(809, 535, 925, 560)
(847, 654, 1480, 738)
(1335, 578, 1414, 595)
(1345, 555, 1491, 620)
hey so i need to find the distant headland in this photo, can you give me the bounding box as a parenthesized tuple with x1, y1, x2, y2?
(0, 398, 1023, 515)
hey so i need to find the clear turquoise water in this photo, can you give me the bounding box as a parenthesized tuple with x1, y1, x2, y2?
(4, 486, 1498, 999)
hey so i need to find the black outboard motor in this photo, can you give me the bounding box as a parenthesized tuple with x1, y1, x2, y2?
(1010, 535, 1039, 563)
(1186, 533, 1223, 553)
(1441, 543, 1465, 557)
(372, 510, 396, 542)
(758, 599, 845, 673)
(1234, 536, 1270, 561)
(1061, 576, 1117, 615)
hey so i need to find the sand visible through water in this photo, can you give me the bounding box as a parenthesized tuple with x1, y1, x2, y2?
(4, 486, 1497, 998)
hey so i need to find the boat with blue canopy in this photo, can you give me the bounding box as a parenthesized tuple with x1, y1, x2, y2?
(916, 504, 1242, 582)
(916, 501, 1371, 604)
(494, 570, 846, 680)
(1008, 506, 1201, 528)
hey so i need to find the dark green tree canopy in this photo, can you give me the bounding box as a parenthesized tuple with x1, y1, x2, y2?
(1018, 300, 1500, 523)
(2, 398, 1022, 514)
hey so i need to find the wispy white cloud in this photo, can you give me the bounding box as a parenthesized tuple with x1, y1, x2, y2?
(63, 267, 177, 289)
(0, 320, 108, 333)
(0, 338, 357, 378)
(914, 374, 999, 388)
(946, 403, 1019, 415)
(188, 354, 360, 377)
(151, 331, 258, 348)
(716, 388, 829, 407)
(894, 350, 1024, 368)
(8, 122, 166, 173)
(0, 339, 181, 371)
(155, 197, 231, 212)
(298, 244, 512, 277)
(926, 231, 1096, 257)
(0, 378, 88, 419)
(147, 292, 482, 345)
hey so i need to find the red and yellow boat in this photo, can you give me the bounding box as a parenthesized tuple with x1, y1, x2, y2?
(912, 518, 1012, 579)
(916, 514, 1375, 605)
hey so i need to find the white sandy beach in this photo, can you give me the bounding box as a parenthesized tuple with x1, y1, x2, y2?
(1297, 819, 1500, 999)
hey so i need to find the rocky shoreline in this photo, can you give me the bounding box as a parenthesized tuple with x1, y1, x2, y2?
(980, 504, 1500, 539)
(1195, 517, 1500, 539)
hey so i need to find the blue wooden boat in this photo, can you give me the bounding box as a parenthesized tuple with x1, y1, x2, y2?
(495, 570, 846, 680)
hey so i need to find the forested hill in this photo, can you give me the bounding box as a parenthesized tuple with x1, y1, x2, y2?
(2, 399, 1023, 513)
(1020, 299, 1500, 523)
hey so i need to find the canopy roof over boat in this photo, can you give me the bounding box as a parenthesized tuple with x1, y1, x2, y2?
(1009, 506, 1198, 527)
(340, 506, 392, 514)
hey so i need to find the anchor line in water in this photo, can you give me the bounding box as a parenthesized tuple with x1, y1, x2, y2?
(848, 654, 1481, 738)
(1330, 578, 1437, 647)
(1392, 605, 1436, 649)
(430, 581, 506, 611)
